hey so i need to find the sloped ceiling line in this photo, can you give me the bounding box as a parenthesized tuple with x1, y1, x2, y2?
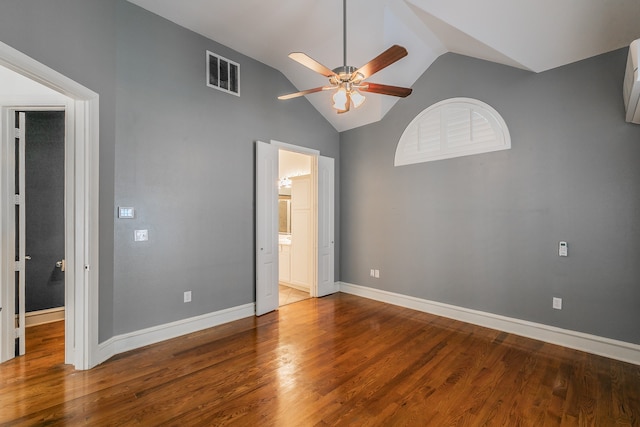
(127, 0, 640, 131)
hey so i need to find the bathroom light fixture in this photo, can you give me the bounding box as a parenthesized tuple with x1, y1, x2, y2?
(278, 176, 292, 188)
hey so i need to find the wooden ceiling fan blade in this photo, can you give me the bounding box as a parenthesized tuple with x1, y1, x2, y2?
(360, 83, 412, 98)
(288, 52, 337, 78)
(353, 45, 408, 80)
(278, 86, 330, 100)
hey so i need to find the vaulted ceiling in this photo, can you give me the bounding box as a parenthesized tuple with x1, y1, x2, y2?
(127, 0, 640, 132)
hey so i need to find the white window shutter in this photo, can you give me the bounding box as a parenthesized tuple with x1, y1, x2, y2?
(395, 98, 510, 166)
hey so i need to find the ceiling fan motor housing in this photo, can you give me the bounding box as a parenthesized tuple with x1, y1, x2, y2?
(330, 65, 364, 86)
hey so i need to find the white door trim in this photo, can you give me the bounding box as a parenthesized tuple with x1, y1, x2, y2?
(270, 140, 319, 157)
(0, 41, 100, 370)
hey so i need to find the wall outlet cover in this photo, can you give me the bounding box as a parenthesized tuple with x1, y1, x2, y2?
(559, 241, 568, 257)
(134, 229, 148, 241)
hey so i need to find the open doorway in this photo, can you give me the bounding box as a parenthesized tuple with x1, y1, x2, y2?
(5, 109, 66, 361)
(278, 149, 313, 306)
(255, 140, 335, 316)
(0, 42, 100, 370)
(21, 111, 66, 357)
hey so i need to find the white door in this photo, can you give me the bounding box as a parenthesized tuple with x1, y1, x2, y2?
(317, 155, 336, 297)
(255, 141, 279, 315)
(16, 112, 27, 355)
(1, 112, 27, 360)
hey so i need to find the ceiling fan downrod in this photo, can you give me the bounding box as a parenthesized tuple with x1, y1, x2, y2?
(332, 0, 361, 84)
(343, 0, 347, 68)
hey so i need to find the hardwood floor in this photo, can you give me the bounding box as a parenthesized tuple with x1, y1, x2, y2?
(1, 293, 639, 426)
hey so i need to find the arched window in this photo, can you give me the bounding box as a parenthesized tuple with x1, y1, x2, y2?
(395, 98, 510, 166)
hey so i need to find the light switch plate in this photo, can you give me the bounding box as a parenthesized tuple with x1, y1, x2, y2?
(559, 241, 568, 257)
(118, 207, 135, 219)
(134, 229, 148, 241)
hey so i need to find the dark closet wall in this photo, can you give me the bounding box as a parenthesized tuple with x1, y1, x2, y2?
(25, 111, 65, 312)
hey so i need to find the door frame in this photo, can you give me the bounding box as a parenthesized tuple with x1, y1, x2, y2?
(255, 139, 336, 316)
(0, 41, 100, 370)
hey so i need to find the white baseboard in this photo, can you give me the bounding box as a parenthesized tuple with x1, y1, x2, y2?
(338, 282, 640, 366)
(24, 307, 65, 327)
(97, 303, 255, 366)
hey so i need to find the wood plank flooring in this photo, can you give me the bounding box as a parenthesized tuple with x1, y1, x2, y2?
(1, 293, 639, 426)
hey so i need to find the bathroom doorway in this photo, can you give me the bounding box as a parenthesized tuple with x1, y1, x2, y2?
(255, 140, 335, 316)
(278, 149, 313, 306)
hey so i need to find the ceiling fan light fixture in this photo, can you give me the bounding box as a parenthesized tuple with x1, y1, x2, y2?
(332, 86, 349, 111)
(332, 85, 365, 113)
(351, 89, 365, 109)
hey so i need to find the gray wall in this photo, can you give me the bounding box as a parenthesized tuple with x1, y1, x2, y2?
(113, 1, 338, 335)
(340, 50, 640, 345)
(1, 0, 339, 341)
(0, 0, 117, 340)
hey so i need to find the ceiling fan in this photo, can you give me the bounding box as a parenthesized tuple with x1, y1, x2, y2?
(278, 0, 412, 113)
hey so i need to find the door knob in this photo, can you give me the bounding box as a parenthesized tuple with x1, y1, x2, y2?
(56, 259, 66, 272)
(25, 255, 31, 260)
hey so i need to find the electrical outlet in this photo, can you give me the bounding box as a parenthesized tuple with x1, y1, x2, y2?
(370, 269, 375, 277)
(553, 297, 562, 310)
(374, 269, 380, 278)
(184, 291, 192, 303)
(134, 229, 148, 242)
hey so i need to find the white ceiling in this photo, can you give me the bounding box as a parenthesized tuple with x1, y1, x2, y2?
(127, 0, 640, 132)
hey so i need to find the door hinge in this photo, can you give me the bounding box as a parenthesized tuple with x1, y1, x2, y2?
(14, 194, 23, 205)
(14, 328, 21, 339)
(14, 128, 21, 138)
(15, 260, 23, 271)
